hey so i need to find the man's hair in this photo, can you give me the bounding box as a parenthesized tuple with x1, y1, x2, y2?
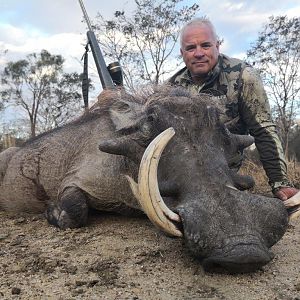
(180, 17, 219, 48)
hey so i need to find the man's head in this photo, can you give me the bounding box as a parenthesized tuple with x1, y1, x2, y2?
(180, 18, 220, 84)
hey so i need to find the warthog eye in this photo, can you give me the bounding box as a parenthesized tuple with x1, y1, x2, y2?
(148, 114, 154, 121)
(113, 101, 130, 112)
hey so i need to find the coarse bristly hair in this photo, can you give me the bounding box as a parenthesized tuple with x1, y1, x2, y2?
(24, 85, 223, 147)
(142, 85, 223, 139)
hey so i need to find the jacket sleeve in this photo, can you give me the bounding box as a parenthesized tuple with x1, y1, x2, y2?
(239, 66, 290, 189)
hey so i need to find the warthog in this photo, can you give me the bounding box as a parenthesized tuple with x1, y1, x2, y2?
(0, 87, 289, 273)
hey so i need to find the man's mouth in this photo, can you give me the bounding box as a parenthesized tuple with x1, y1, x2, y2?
(192, 61, 208, 65)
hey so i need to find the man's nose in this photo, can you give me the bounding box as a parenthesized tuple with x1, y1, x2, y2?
(193, 46, 205, 57)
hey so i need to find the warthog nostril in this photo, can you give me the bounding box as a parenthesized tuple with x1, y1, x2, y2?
(202, 244, 274, 274)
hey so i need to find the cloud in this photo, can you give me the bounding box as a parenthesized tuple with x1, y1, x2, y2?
(286, 5, 300, 17)
(196, 0, 300, 57)
(0, 0, 137, 35)
(1, 0, 300, 80)
(0, 24, 86, 74)
(0, 0, 138, 94)
(0, 0, 299, 124)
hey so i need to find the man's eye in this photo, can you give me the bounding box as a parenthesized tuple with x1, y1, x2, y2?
(185, 46, 196, 52)
(202, 44, 212, 49)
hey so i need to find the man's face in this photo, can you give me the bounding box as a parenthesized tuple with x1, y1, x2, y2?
(180, 24, 219, 82)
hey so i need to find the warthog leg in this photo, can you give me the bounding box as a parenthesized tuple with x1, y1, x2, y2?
(45, 186, 88, 229)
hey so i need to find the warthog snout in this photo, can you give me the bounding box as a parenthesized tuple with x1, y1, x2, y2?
(202, 242, 274, 273)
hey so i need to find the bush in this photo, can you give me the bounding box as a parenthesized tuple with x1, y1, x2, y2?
(240, 158, 300, 195)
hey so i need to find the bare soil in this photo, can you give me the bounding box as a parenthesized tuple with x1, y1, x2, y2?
(0, 209, 300, 300)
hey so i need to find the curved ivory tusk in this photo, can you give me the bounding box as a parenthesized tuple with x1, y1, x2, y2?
(289, 209, 300, 221)
(283, 191, 300, 208)
(125, 175, 141, 203)
(226, 184, 238, 191)
(131, 127, 182, 237)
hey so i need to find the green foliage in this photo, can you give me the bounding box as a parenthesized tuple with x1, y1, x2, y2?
(247, 16, 300, 153)
(94, 0, 200, 89)
(0, 50, 84, 138)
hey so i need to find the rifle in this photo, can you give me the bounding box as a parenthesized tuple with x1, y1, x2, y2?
(78, 0, 123, 107)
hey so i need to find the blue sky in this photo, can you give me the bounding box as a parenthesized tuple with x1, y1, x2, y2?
(0, 0, 299, 94)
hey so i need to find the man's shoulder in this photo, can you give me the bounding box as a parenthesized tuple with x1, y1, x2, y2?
(220, 54, 249, 73)
(219, 54, 261, 89)
(221, 54, 244, 64)
(167, 67, 189, 85)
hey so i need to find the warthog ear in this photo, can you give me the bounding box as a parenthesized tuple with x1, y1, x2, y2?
(109, 100, 145, 132)
(99, 136, 144, 164)
(221, 125, 254, 159)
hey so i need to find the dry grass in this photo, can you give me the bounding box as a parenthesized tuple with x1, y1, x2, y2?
(240, 158, 300, 195)
(240, 159, 271, 195)
(286, 159, 300, 189)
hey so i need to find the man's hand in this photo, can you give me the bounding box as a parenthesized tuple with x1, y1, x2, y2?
(275, 187, 300, 207)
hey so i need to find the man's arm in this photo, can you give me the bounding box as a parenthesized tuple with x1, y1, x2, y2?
(239, 67, 288, 186)
(238, 67, 299, 203)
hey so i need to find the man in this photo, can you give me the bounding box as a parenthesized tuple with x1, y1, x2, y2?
(168, 17, 300, 217)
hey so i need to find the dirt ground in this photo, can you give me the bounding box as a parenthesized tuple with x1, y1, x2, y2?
(0, 209, 300, 300)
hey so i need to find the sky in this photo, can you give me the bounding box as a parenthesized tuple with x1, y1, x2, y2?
(0, 0, 299, 114)
(1, 1, 300, 79)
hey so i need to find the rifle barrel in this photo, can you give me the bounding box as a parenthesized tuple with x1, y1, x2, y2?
(77, 0, 115, 89)
(87, 31, 115, 89)
(78, 0, 93, 31)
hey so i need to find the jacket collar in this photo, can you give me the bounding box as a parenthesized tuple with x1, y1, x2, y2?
(173, 55, 223, 88)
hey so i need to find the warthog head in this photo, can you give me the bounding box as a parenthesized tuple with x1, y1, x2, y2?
(99, 87, 288, 273)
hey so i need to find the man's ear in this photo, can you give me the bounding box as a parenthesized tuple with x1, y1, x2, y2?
(180, 47, 184, 56)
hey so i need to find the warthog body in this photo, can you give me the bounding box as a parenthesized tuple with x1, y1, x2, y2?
(0, 87, 288, 273)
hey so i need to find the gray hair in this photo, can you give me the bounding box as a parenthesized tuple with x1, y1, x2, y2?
(180, 17, 219, 48)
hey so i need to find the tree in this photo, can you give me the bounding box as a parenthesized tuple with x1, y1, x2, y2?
(247, 16, 300, 154)
(93, 0, 200, 90)
(0, 47, 8, 112)
(1, 50, 84, 137)
(288, 123, 300, 161)
(37, 72, 83, 132)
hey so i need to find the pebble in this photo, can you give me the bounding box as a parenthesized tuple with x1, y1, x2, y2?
(0, 233, 9, 240)
(75, 280, 87, 287)
(295, 282, 300, 291)
(11, 287, 21, 295)
(14, 217, 26, 224)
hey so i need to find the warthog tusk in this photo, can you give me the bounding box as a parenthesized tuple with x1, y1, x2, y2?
(126, 127, 183, 237)
(289, 209, 300, 221)
(283, 191, 300, 221)
(226, 184, 238, 191)
(283, 191, 300, 208)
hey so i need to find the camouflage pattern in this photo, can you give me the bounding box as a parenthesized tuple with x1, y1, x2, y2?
(168, 54, 290, 191)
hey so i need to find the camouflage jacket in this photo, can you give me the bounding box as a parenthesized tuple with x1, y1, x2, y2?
(168, 53, 290, 191)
